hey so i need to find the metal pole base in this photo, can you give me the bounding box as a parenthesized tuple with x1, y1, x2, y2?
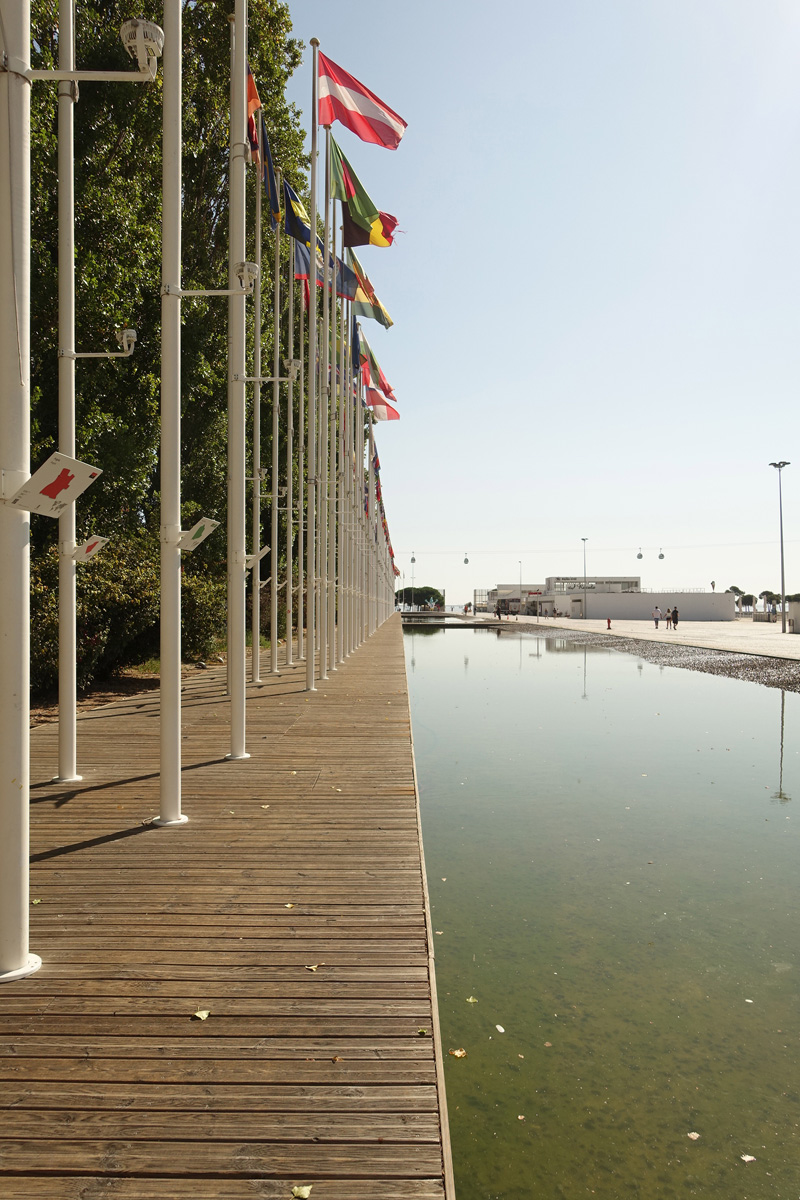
(0, 955, 42, 984)
(51, 774, 82, 783)
(152, 814, 189, 827)
(225, 752, 251, 761)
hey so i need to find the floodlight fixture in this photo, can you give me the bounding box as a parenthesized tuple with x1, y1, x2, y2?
(116, 328, 137, 356)
(234, 261, 260, 292)
(120, 18, 165, 79)
(636, 547, 643, 559)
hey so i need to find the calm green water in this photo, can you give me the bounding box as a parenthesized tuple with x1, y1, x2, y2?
(405, 627, 800, 1200)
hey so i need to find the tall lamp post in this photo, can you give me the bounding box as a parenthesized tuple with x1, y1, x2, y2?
(581, 537, 588, 620)
(769, 462, 790, 633)
(410, 550, 416, 612)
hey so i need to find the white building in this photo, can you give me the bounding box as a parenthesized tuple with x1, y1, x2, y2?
(483, 576, 735, 621)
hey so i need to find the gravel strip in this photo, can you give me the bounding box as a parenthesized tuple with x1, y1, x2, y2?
(506, 625, 800, 693)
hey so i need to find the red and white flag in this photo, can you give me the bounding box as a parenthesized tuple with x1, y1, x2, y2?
(366, 388, 400, 421)
(318, 53, 407, 150)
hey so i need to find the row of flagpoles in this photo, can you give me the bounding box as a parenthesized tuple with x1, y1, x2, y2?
(0, 0, 408, 980)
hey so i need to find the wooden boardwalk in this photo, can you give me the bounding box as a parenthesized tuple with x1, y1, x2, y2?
(0, 614, 455, 1199)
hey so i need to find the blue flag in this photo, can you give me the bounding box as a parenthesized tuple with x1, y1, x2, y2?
(261, 119, 280, 231)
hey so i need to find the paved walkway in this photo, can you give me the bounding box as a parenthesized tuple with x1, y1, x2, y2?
(473, 615, 800, 661)
(0, 615, 454, 1200)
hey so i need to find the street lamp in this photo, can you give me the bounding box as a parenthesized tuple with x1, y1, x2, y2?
(581, 537, 588, 619)
(410, 551, 416, 612)
(769, 462, 790, 632)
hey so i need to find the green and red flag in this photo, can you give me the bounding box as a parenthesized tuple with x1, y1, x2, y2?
(359, 328, 396, 400)
(330, 136, 397, 249)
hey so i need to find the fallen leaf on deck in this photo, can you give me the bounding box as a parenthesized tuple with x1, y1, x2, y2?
(466, 996, 478, 1004)
(687, 1132, 700, 1141)
(192, 1010, 210, 1021)
(449, 1048, 467, 1058)
(284, 903, 295, 908)
(31, 899, 42, 905)
(305, 964, 323, 972)
(260, 805, 270, 809)
(417, 1028, 428, 1037)
(292, 1188, 313, 1198)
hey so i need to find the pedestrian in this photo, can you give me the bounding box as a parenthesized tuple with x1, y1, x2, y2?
(672, 606, 679, 629)
(607, 617, 612, 629)
(495, 605, 501, 622)
(652, 606, 662, 628)
(664, 607, 672, 630)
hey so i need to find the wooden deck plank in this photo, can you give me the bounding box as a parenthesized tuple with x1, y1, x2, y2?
(1, 618, 454, 1197)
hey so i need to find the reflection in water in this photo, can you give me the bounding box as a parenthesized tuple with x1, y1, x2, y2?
(405, 628, 800, 1200)
(772, 688, 791, 804)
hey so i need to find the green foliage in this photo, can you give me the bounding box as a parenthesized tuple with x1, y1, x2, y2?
(396, 586, 445, 609)
(29, 0, 309, 688)
(31, 537, 161, 693)
(181, 569, 228, 660)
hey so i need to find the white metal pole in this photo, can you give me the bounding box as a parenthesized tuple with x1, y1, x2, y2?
(305, 39, 319, 691)
(0, 0, 40, 981)
(155, 0, 187, 825)
(368, 416, 376, 635)
(55, 0, 80, 783)
(269, 174, 281, 675)
(297, 289, 305, 662)
(285, 240, 294, 666)
(327, 210, 338, 671)
(227, 0, 249, 758)
(336, 282, 346, 664)
(318, 127, 331, 680)
(251, 120, 262, 683)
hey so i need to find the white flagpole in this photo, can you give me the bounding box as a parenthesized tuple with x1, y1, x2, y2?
(155, 0, 188, 823)
(336, 281, 346, 665)
(55, 0, 80, 784)
(327, 210, 338, 671)
(368, 414, 376, 636)
(318, 126, 331, 680)
(0, 0, 40, 980)
(285, 239, 295, 666)
(269, 172, 281, 676)
(305, 40, 319, 691)
(227, 0, 249, 758)
(297, 286, 305, 662)
(251, 122, 263, 683)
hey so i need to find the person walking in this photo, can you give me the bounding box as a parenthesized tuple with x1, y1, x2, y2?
(652, 606, 662, 628)
(664, 607, 673, 630)
(672, 606, 679, 629)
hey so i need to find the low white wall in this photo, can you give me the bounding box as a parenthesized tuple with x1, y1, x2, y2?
(582, 591, 735, 622)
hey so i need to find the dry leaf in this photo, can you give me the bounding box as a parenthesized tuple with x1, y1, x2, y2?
(260, 805, 270, 809)
(192, 1010, 210, 1021)
(417, 1028, 428, 1037)
(305, 964, 323, 972)
(449, 1047, 467, 1058)
(435, 930, 443, 935)
(518, 1114, 526, 1121)
(495, 1025, 505, 1033)
(740, 1154, 756, 1163)
(518, 1054, 525, 1059)
(285, 903, 295, 909)
(466, 996, 478, 1004)
(292, 1188, 313, 1199)
(31, 899, 42, 905)
(687, 1132, 700, 1141)
(544, 1041, 552, 1048)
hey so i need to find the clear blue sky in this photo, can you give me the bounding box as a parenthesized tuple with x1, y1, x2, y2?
(285, 0, 800, 605)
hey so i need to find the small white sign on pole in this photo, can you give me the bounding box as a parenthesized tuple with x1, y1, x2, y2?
(178, 517, 220, 550)
(8, 453, 102, 518)
(72, 536, 110, 563)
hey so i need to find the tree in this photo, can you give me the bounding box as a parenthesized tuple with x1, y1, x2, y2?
(395, 586, 445, 609)
(29, 0, 308, 687)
